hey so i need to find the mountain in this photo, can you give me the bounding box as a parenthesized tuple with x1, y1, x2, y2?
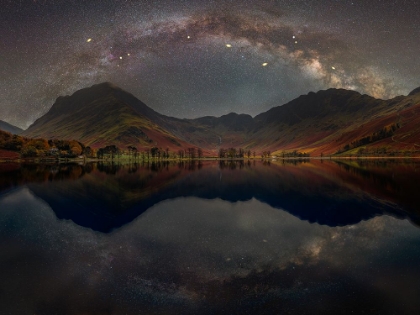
(22, 82, 192, 150)
(182, 87, 420, 156)
(0, 120, 23, 134)
(247, 88, 420, 155)
(23, 82, 420, 155)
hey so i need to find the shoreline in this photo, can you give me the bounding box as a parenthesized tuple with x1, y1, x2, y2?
(1, 155, 420, 164)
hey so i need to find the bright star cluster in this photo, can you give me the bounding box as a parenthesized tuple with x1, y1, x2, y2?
(1, 0, 419, 128)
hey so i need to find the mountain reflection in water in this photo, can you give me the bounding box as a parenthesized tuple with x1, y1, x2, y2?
(1, 160, 420, 314)
(1, 159, 419, 232)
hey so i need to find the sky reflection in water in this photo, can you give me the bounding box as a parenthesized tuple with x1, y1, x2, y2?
(0, 160, 420, 314)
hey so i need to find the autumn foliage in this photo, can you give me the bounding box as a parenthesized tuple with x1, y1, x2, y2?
(0, 129, 92, 159)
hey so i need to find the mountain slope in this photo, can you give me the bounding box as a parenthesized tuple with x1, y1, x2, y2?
(160, 113, 255, 151)
(0, 120, 23, 134)
(244, 88, 420, 155)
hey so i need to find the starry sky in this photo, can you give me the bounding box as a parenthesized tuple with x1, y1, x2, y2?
(1, 0, 419, 129)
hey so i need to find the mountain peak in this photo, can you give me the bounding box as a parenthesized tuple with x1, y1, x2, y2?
(76, 82, 123, 95)
(52, 82, 123, 104)
(92, 82, 121, 90)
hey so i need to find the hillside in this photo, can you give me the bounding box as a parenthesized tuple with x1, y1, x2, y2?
(250, 88, 420, 155)
(0, 120, 23, 135)
(22, 82, 420, 156)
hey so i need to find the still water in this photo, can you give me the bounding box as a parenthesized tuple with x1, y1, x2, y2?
(1, 159, 420, 314)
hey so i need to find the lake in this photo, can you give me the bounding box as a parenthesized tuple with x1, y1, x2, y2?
(1, 159, 420, 314)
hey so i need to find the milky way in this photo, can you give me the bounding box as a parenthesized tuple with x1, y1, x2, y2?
(1, 0, 419, 128)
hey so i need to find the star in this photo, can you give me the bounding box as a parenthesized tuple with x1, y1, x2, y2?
(0, 0, 415, 128)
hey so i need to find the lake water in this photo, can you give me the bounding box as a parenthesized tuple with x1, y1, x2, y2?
(1, 159, 420, 314)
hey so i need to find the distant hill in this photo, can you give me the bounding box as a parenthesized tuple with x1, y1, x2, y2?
(0, 120, 23, 135)
(23, 82, 420, 155)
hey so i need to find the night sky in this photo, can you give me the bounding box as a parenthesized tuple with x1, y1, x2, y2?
(1, 0, 419, 129)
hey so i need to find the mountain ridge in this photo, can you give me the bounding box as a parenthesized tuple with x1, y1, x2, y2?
(22, 82, 420, 155)
(0, 120, 23, 135)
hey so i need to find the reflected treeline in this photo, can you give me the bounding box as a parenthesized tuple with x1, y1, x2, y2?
(219, 160, 253, 169)
(280, 158, 311, 165)
(0, 159, 314, 188)
(0, 159, 415, 192)
(0, 163, 89, 193)
(0, 161, 210, 192)
(334, 160, 400, 192)
(335, 158, 420, 169)
(217, 159, 311, 169)
(95, 160, 205, 174)
(96, 162, 122, 175)
(2, 159, 420, 232)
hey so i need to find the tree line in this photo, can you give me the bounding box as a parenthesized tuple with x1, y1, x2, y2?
(0, 129, 92, 158)
(336, 123, 400, 154)
(218, 148, 255, 159)
(96, 145, 204, 160)
(1, 128, 312, 160)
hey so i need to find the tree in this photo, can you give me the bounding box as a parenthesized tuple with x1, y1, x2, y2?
(197, 148, 203, 159)
(97, 148, 104, 158)
(70, 140, 85, 157)
(5, 135, 24, 151)
(187, 147, 196, 159)
(83, 146, 95, 158)
(127, 146, 133, 158)
(21, 145, 37, 157)
(227, 148, 236, 159)
(132, 147, 138, 159)
(70, 145, 82, 156)
(151, 147, 159, 158)
(100, 145, 119, 159)
(178, 149, 184, 159)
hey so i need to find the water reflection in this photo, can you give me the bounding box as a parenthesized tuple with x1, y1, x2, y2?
(1, 160, 420, 232)
(0, 189, 420, 314)
(1, 160, 420, 314)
